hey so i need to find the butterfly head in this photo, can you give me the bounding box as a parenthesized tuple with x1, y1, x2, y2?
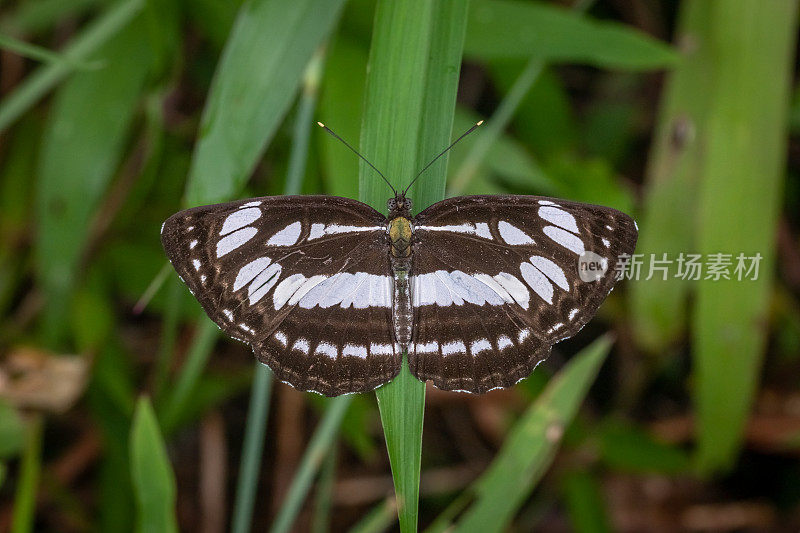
(387, 194, 413, 218)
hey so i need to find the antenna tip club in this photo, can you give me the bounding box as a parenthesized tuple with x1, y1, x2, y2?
(317, 121, 325, 128)
(476, 120, 484, 126)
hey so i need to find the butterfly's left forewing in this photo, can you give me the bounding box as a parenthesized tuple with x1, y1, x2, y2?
(409, 195, 637, 393)
(161, 196, 400, 396)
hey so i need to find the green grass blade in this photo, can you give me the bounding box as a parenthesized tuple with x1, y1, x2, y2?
(285, 48, 325, 197)
(34, 13, 152, 346)
(0, 0, 144, 133)
(130, 397, 178, 533)
(230, 365, 272, 533)
(441, 336, 612, 532)
(692, 0, 799, 473)
(160, 318, 218, 431)
(0, 33, 100, 69)
(10, 416, 42, 533)
(630, 1, 715, 352)
(270, 396, 351, 533)
(185, 0, 345, 206)
(311, 440, 337, 533)
(360, 2, 468, 531)
(465, 0, 676, 69)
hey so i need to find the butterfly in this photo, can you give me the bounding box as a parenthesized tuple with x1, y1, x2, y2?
(161, 124, 637, 396)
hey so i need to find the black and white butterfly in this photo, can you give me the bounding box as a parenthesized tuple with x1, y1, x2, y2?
(161, 193, 637, 396)
(161, 127, 637, 396)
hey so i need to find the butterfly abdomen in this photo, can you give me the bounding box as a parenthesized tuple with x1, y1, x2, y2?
(389, 216, 413, 350)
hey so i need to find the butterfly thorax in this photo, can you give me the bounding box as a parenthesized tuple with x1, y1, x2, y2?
(388, 216, 412, 258)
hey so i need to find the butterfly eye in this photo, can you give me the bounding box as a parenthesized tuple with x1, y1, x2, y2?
(387, 198, 396, 211)
(406, 198, 413, 210)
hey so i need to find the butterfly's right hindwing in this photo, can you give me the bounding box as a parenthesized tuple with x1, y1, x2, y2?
(160, 196, 400, 396)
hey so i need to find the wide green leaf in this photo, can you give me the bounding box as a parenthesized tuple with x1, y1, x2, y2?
(630, 1, 715, 352)
(465, 0, 677, 69)
(34, 14, 152, 346)
(185, 0, 346, 206)
(692, 0, 798, 473)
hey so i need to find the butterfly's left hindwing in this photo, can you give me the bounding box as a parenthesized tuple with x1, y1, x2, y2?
(161, 196, 400, 396)
(408, 195, 637, 393)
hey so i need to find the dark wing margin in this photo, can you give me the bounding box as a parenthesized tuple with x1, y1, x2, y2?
(161, 195, 400, 396)
(408, 195, 637, 393)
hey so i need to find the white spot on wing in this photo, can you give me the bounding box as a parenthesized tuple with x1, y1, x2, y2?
(342, 344, 368, 359)
(538, 206, 579, 234)
(273, 274, 307, 310)
(315, 342, 337, 359)
(543, 226, 585, 255)
(415, 341, 438, 354)
(370, 343, 393, 356)
(266, 221, 302, 246)
(441, 341, 466, 356)
(234, 256, 272, 291)
(192, 259, 201, 271)
(520, 262, 553, 304)
(474, 274, 513, 303)
(417, 223, 493, 240)
(289, 275, 328, 307)
(602, 238, 610, 248)
(292, 338, 310, 354)
(529, 256, 569, 291)
(242, 201, 262, 208)
(274, 331, 288, 346)
(248, 263, 282, 305)
(222, 309, 233, 321)
(220, 207, 261, 235)
(470, 339, 492, 355)
(493, 272, 530, 310)
(518, 329, 531, 343)
(217, 226, 257, 257)
(309, 223, 324, 240)
(189, 239, 198, 249)
(497, 335, 513, 350)
(568, 308, 579, 320)
(306, 224, 383, 240)
(475, 222, 492, 239)
(413, 271, 508, 308)
(498, 221, 534, 245)
(326, 224, 380, 235)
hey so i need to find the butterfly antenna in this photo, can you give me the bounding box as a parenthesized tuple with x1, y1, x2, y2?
(317, 122, 397, 195)
(403, 120, 484, 196)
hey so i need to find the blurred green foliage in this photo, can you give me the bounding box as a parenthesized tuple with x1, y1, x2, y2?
(0, 0, 797, 531)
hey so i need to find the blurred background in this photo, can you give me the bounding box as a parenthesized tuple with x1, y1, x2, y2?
(0, 0, 799, 531)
